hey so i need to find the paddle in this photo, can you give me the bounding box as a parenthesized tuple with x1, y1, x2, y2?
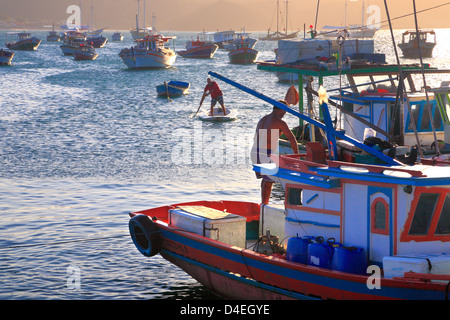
(194, 103, 202, 116)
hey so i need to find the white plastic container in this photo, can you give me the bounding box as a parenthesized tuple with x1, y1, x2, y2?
(383, 253, 450, 278)
(169, 206, 247, 248)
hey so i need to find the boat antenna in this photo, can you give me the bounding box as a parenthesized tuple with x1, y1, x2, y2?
(412, 0, 440, 156)
(383, 0, 424, 159)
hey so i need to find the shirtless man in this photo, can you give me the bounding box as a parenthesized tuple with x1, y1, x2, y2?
(251, 100, 299, 205)
(199, 78, 227, 116)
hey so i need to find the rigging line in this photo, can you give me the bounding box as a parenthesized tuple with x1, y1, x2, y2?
(321, 1, 450, 35)
(384, 0, 424, 159)
(412, 0, 440, 157)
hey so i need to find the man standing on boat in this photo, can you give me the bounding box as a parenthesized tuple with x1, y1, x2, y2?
(251, 100, 299, 205)
(199, 77, 227, 116)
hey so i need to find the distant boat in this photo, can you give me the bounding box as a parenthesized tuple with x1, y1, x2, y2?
(130, 27, 153, 40)
(60, 31, 87, 55)
(6, 32, 41, 51)
(112, 31, 123, 41)
(319, 25, 377, 39)
(156, 81, 190, 97)
(47, 23, 61, 42)
(0, 48, 14, 65)
(73, 44, 98, 61)
(259, 0, 298, 41)
(86, 34, 108, 48)
(177, 36, 218, 59)
(398, 29, 436, 58)
(228, 41, 259, 64)
(119, 34, 177, 69)
(204, 30, 235, 49)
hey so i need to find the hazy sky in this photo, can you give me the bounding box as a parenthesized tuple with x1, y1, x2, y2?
(1, 0, 449, 31)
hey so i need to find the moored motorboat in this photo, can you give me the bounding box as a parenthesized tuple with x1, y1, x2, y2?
(156, 81, 190, 97)
(86, 34, 108, 48)
(119, 34, 177, 69)
(112, 31, 123, 41)
(0, 48, 14, 65)
(73, 44, 98, 61)
(398, 29, 436, 58)
(60, 31, 87, 56)
(129, 72, 450, 300)
(228, 42, 258, 64)
(6, 32, 41, 51)
(177, 37, 218, 59)
(197, 107, 238, 122)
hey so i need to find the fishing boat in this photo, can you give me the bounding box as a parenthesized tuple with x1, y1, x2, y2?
(0, 48, 14, 65)
(398, 30, 436, 59)
(130, 27, 153, 40)
(119, 34, 177, 69)
(60, 31, 87, 55)
(259, 0, 298, 41)
(73, 44, 98, 61)
(129, 71, 450, 300)
(156, 81, 190, 97)
(228, 42, 259, 64)
(177, 37, 218, 59)
(197, 107, 238, 122)
(5, 32, 41, 51)
(112, 31, 123, 41)
(86, 34, 108, 48)
(222, 30, 258, 51)
(204, 30, 235, 49)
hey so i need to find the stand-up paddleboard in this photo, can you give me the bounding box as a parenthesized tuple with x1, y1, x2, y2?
(198, 107, 238, 122)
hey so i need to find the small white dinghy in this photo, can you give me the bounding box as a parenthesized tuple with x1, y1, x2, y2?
(198, 107, 238, 122)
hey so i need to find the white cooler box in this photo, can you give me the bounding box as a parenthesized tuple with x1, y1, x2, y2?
(169, 206, 247, 248)
(383, 253, 450, 278)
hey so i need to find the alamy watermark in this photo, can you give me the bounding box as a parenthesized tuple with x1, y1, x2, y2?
(66, 264, 81, 290)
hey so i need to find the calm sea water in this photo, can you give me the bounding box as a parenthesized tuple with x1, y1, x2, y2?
(1, 29, 449, 300)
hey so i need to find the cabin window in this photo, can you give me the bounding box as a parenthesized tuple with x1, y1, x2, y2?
(371, 198, 389, 235)
(287, 187, 302, 206)
(435, 194, 450, 235)
(408, 193, 439, 235)
(406, 101, 442, 133)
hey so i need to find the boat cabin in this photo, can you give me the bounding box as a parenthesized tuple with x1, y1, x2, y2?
(257, 141, 450, 271)
(135, 35, 176, 51)
(330, 69, 450, 151)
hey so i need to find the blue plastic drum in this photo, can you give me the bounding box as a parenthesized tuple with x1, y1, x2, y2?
(286, 236, 314, 264)
(307, 237, 336, 269)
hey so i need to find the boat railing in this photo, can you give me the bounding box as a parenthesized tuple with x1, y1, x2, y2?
(326, 160, 426, 177)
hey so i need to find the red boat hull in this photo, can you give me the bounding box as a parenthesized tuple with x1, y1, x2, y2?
(130, 201, 449, 300)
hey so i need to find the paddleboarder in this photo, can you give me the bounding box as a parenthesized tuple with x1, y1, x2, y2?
(199, 77, 227, 117)
(251, 100, 299, 205)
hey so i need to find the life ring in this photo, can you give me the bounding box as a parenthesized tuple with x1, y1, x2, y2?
(129, 214, 161, 257)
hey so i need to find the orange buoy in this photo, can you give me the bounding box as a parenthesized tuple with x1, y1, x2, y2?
(285, 85, 299, 106)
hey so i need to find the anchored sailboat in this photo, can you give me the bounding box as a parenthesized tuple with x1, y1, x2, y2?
(260, 0, 299, 41)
